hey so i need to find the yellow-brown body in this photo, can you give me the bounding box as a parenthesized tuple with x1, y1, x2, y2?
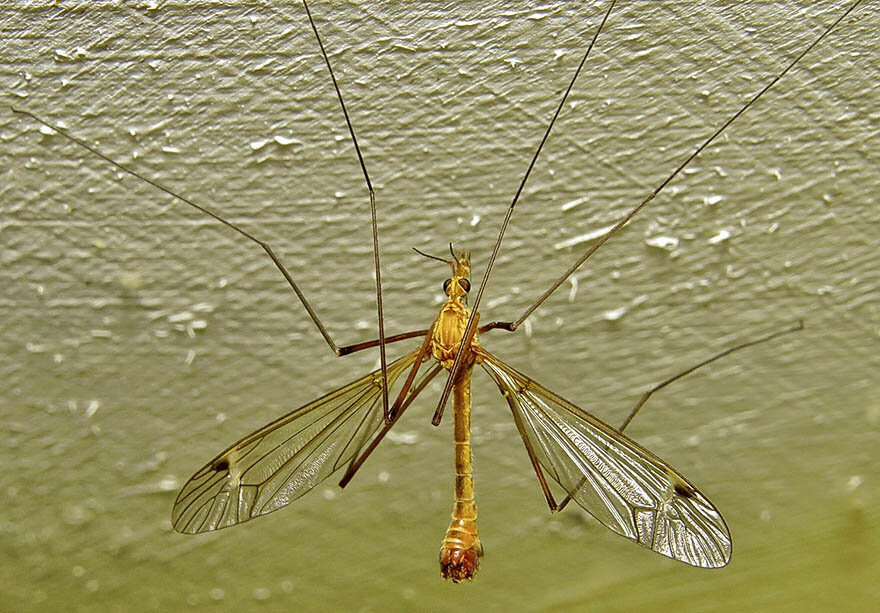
(430, 251, 484, 582)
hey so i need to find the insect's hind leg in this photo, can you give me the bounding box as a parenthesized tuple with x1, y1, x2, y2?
(618, 321, 804, 432)
(541, 322, 805, 514)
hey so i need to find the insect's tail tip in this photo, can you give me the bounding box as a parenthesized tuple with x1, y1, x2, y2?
(440, 544, 482, 583)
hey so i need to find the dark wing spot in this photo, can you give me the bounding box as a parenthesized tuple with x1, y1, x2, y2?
(673, 480, 696, 498)
(211, 458, 230, 472)
(666, 469, 696, 498)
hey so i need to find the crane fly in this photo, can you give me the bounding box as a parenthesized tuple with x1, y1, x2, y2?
(12, 0, 862, 583)
(170, 246, 801, 579)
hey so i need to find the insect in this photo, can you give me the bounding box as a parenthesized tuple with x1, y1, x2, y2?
(167, 243, 799, 580)
(11, 0, 862, 582)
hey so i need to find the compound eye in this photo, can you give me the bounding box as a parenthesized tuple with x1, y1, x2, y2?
(442, 279, 452, 293)
(458, 278, 471, 292)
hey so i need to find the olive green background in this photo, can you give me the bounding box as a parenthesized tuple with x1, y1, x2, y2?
(2, 1, 878, 611)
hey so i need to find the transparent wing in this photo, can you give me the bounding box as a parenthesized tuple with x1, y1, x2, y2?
(172, 348, 421, 534)
(478, 349, 731, 568)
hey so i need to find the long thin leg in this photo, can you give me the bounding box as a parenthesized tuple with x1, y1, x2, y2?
(339, 326, 436, 485)
(388, 323, 436, 422)
(431, 311, 479, 425)
(502, 382, 561, 512)
(487, 0, 865, 336)
(434, 0, 619, 422)
(10, 107, 402, 361)
(338, 328, 429, 356)
(617, 320, 804, 432)
(301, 0, 389, 418)
(552, 321, 805, 513)
(339, 362, 444, 488)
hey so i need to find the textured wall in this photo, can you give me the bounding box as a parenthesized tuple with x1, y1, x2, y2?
(2, 1, 878, 610)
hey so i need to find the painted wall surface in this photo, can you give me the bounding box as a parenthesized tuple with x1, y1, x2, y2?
(2, 1, 877, 610)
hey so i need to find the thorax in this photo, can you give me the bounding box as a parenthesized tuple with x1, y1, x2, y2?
(431, 299, 480, 370)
